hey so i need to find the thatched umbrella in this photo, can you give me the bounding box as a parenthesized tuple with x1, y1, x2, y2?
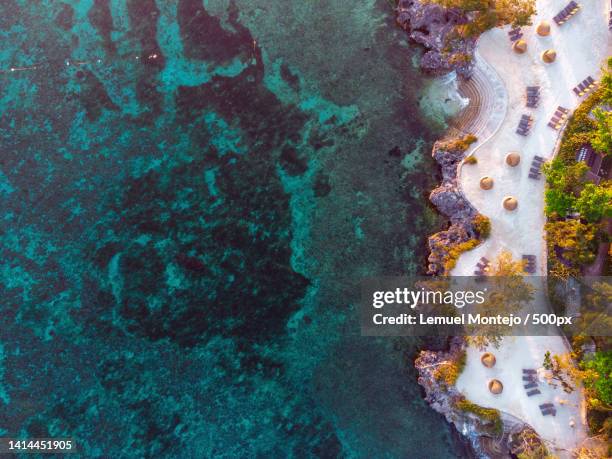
(542, 49, 557, 63)
(505, 152, 521, 167)
(513, 39, 527, 54)
(489, 379, 504, 394)
(480, 176, 494, 190)
(481, 352, 497, 368)
(503, 196, 518, 211)
(536, 21, 551, 36)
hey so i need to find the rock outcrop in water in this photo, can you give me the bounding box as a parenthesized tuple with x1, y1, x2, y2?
(427, 139, 479, 275)
(416, 338, 548, 458)
(395, 0, 477, 78)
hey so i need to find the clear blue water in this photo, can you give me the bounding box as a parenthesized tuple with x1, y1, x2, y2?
(0, 0, 459, 457)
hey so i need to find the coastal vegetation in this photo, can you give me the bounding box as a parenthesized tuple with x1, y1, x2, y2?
(466, 250, 532, 349)
(433, 349, 466, 390)
(472, 213, 491, 238)
(550, 344, 612, 453)
(453, 397, 503, 435)
(463, 155, 478, 165)
(441, 133, 478, 152)
(513, 429, 553, 459)
(544, 57, 612, 278)
(441, 238, 480, 272)
(424, 0, 535, 37)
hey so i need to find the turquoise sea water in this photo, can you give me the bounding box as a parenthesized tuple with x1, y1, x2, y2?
(0, 1, 460, 457)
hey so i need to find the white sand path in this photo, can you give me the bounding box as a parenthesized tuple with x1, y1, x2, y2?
(450, 0, 611, 455)
(454, 0, 611, 275)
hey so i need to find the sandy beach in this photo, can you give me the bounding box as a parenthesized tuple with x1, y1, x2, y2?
(449, 0, 611, 454)
(454, 0, 611, 277)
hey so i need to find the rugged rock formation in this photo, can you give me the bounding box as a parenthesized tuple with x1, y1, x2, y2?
(427, 140, 479, 275)
(416, 338, 547, 458)
(395, 0, 477, 78)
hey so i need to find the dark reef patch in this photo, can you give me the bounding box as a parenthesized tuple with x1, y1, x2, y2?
(88, 0, 115, 54)
(177, 0, 253, 63)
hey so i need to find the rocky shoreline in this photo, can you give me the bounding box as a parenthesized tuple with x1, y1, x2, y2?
(426, 138, 481, 275)
(396, 0, 477, 78)
(416, 338, 549, 458)
(394, 3, 549, 457)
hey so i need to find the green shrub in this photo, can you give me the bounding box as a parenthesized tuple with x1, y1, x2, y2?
(472, 214, 491, 239)
(442, 134, 478, 152)
(463, 155, 478, 165)
(442, 238, 480, 272)
(454, 398, 503, 435)
(433, 350, 466, 389)
(581, 351, 612, 405)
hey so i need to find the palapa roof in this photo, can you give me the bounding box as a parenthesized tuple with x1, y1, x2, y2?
(489, 379, 504, 394)
(536, 21, 551, 36)
(542, 49, 557, 63)
(513, 39, 527, 54)
(480, 176, 494, 190)
(505, 152, 521, 166)
(481, 352, 497, 368)
(503, 196, 518, 210)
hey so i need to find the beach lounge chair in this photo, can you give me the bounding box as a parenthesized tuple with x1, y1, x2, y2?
(557, 106, 570, 114)
(527, 389, 541, 397)
(480, 257, 489, 263)
(539, 403, 554, 409)
(542, 408, 557, 416)
(529, 172, 540, 179)
(516, 128, 528, 136)
(524, 382, 538, 389)
(523, 375, 536, 382)
(523, 369, 537, 374)
(534, 155, 544, 162)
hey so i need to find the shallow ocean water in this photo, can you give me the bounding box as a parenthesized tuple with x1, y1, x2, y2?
(0, 0, 459, 457)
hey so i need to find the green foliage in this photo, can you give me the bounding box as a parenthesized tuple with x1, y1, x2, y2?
(591, 107, 612, 154)
(557, 90, 603, 164)
(545, 219, 597, 267)
(543, 159, 588, 194)
(543, 351, 553, 370)
(454, 398, 503, 434)
(442, 134, 478, 152)
(544, 188, 577, 218)
(472, 213, 491, 238)
(600, 56, 612, 106)
(581, 351, 612, 406)
(463, 155, 478, 164)
(433, 350, 466, 389)
(543, 160, 588, 217)
(436, 0, 535, 36)
(575, 182, 612, 223)
(442, 238, 480, 272)
(514, 429, 552, 459)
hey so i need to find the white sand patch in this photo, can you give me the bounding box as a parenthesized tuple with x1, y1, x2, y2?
(454, 0, 611, 276)
(456, 336, 587, 454)
(448, 0, 611, 453)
